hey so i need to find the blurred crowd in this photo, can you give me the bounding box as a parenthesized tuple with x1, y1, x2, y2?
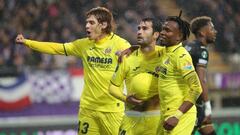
(0, 0, 165, 76)
(176, 0, 240, 54)
(0, 0, 239, 76)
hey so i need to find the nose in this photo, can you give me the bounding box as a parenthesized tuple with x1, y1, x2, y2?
(137, 29, 142, 36)
(86, 23, 90, 29)
(160, 30, 165, 36)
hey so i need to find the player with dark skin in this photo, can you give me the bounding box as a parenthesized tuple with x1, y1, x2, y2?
(185, 16, 217, 135)
(119, 12, 202, 135)
(156, 13, 202, 135)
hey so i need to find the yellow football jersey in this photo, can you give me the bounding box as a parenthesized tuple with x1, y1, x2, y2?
(25, 33, 130, 112)
(157, 43, 202, 116)
(111, 46, 165, 109)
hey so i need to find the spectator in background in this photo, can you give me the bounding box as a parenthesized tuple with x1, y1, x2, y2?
(185, 16, 217, 135)
(15, 7, 130, 135)
(1, 0, 239, 71)
(1, 0, 166, 71)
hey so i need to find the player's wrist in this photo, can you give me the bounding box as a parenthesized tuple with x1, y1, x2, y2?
(204, 100, 212, 116)
(174, 110, 183, 119)
(164, 110, 183, 121)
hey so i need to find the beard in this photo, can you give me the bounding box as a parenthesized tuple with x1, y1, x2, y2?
(206, 37, 215, 44)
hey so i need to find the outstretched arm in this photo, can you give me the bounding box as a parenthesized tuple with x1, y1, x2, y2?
(15, 34, 66, 55)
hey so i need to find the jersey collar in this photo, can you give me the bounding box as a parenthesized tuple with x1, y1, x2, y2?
(194, 40, 206, 49)
(95, 32, 114, 45)
(137, 45, 159, 58)
(166, 42, 183, 53)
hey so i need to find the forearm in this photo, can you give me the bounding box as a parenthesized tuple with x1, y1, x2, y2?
(184, 71, 202, 104)
(167, 101, 193, 123)
(109, 84, 126, 102)
(200, 79, 209, 102)
(178, 101, 194, 113)
(24, 39, 66, 55)
(196, 66, 209, 101)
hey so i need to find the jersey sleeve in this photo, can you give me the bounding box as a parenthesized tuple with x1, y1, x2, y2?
(176, 51, 202, 104)
(116, 38, 131, 51)
(110, 57, 128, 87)
(64, 38, 90, 57)
(196, 48, 208, 67)
(186, 43, 208, 67)
(25, 40, 66, 55)
(183, 71, 202, 103)
(176, 51, 195, 77)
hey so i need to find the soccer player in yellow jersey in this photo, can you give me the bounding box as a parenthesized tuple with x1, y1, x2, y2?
(15, 7, 130, 135)
(109, 18, 164, 135)
(156, 13, 202, 135)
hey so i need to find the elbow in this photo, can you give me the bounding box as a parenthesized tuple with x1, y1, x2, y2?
(108, 84, 115, 96)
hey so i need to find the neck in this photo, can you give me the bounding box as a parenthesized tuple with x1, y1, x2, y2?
(95, 33, 108, 42)
(197, 37, 207, 46)
(140, 43, 155, 53)
(166, 41, 181, 47)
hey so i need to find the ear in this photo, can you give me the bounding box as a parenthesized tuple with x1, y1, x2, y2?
(153, 32, 160, 39)
(101, 22, 108, 29)
(176, 33, 183, 41)
(198, 30, 206, 37)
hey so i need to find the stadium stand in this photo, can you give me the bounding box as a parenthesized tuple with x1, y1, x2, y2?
(0, 0, 239, 134)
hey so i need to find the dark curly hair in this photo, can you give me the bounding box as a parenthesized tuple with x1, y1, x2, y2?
(166, 10, 190, 41)
(190, 16, 212, 36)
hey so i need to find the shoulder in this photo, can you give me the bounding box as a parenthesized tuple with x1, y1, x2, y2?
(65, 38, 93, 47)
(71, 38, 92, 44)
(156, 45, 165, 50)
(174, 46, 192, 60)
(111, 34, 130, 45)
(184, 40, 201, 53)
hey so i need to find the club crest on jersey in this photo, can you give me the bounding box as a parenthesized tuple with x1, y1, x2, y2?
(183, 62, 193, 70)
(201, 51, 208, 58)
(104, 47, 112, 55)
(155, 66, 161, 73)
(155, 66, 167, 75)
(164, 58, 170, 64)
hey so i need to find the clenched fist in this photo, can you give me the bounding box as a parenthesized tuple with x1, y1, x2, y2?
(15, 34, 26, 44)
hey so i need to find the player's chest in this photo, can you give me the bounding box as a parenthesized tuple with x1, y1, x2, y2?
(157, 54, 177, 78)
(128, 57, 162, 78)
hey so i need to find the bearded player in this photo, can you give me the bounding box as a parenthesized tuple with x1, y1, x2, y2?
(185, 16, 217, 135)
(109, 17, 164, 135)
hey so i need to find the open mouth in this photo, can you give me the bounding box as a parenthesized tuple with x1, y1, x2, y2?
(86, 31, 91, 36)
